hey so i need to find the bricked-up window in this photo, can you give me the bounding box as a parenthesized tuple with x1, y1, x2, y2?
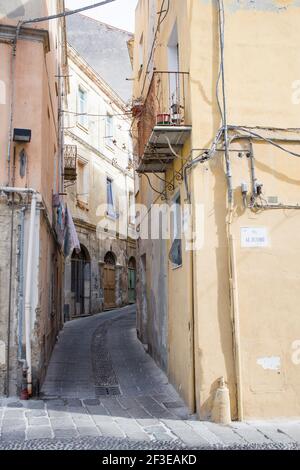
(169, 193, 182, 267)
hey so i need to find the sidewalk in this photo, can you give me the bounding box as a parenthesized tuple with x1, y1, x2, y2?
(0, 306, 299, 450)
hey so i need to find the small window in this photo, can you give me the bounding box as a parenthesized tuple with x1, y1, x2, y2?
(105, 113, 114, 148)
(106, 177, 115, 217)
(78, 87, 88, 128)
(77, 161, 89, 204)
(169, 193, 182, 267)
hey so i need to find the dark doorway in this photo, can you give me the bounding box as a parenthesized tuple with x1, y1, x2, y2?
(71, 245, 91, 317)
(104, 251, 116, 310)
(128, 257, 136, 304)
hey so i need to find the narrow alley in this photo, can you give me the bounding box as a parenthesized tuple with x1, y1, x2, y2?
(1, 307, 300, 450)
(1, 0, 300, 459)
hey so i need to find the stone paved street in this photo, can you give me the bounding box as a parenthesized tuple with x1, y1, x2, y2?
(1, 306, 300, 450)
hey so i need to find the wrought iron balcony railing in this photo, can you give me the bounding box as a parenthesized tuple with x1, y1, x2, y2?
(136, 71, 191, 173)
(64, 144, 77, 181)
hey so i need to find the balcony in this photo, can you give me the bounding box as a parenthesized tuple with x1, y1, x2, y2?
(136, 71, 192, 173)
(64, 145, 77, 181)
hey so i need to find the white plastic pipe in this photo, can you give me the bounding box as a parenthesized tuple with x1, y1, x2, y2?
(24, 193, 38, 396)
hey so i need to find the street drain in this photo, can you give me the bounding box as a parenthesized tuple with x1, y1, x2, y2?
(95, 386, 121, 397)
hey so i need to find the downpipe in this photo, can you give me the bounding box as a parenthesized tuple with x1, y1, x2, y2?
(24, 193, 38, 397)
(227, 201, 244, 421)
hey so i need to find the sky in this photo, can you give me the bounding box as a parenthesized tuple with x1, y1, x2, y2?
(65, 0, 138, 32)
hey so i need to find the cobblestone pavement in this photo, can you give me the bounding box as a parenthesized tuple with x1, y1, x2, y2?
(1, 305, 300, 450)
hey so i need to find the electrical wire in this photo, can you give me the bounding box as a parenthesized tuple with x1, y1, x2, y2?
(228, 126, 300, 158)
(19, 0, 118, 26)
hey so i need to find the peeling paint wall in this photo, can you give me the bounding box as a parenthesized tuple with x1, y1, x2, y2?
(0, 1, 67, 396)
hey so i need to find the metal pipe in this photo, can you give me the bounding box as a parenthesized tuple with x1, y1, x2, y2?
(189, 204, 196, 415)
(249, 141, 257, 197)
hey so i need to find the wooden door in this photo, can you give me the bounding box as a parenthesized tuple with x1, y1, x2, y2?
(128, 268, 136, 303)
(104, 262, 116, 309)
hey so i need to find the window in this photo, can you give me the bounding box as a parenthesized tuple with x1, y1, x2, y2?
(106, 177, 115, 217)
(169, 193, 182, 267)
(78, 87, 88, 128)
(77, 160, 89, 205)
(105, 113, 114, 148)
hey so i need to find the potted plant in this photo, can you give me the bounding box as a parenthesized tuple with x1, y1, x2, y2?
(157, 113, 171, 125)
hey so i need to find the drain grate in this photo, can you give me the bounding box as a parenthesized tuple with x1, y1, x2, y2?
(95, 386, 121, 397)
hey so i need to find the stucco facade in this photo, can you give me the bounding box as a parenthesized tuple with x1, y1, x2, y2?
(132, 0, 300, 420)
(0, 0, 67, 396)
(64, 43, 136, 320)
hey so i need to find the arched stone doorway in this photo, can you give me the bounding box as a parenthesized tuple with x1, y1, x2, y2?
(128, 257, 136, 304)
(71, 244, 91, 317)
(104, 251, 116, 310)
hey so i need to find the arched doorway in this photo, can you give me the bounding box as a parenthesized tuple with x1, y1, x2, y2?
(104, 252, 116, 310)
(128, 257, 136, 304)
(71, 245, 91, 317)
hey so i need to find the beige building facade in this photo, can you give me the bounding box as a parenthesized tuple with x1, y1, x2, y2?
(64, 42, 136, 319)
(0, 0, 68, 396)
(132, 0, 300, 420)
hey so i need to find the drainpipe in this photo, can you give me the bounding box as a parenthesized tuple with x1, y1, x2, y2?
(18, 207, 26, 362)
(0, 187, 38, 397)
(24, 193, 38, 397)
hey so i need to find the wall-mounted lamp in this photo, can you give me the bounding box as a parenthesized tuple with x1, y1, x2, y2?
(13, 128, 32, 143)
